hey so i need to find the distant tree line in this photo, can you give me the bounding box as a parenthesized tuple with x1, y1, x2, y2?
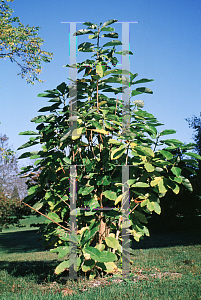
(149, 114, 201, 232)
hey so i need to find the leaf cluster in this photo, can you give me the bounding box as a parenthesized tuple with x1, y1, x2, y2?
(0, 0, 53, 84)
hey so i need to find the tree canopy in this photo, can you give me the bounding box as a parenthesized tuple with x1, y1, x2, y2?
(0, 0, 53, 84)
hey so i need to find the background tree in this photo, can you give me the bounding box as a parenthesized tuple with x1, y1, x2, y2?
(0, 0, 53, 84)
(0, 133, 29, 231)
(186, 114, 201, 161)
(0, 133, 27, 198)
(11, 184, 20, 199)
(149, 118, 201, 232)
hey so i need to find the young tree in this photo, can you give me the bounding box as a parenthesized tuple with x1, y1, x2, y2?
(18, 19, 201, 280)
(0, 0, 53, 84)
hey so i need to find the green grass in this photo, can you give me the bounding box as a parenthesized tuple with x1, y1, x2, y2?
(2, 215, 47, 233)
(0, 216, 201, 299)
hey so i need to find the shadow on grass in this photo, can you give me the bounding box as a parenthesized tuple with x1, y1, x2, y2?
(131, 228, 201, 250)
(1, 217, 201, 254)
(0, 229, 46, 253)
(131, 216, 201, 250)
(0, 259, 60, 283)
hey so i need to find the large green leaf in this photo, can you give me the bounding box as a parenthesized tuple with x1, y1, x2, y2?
(18, 151, 39, 159)
(115, 50, 133, 55)
(102, 19, 118, 28)
(181, 176, 193, 192)
(105, 237, 121, 250)
(171, 167, 181, 177)
(47, 212, 62, 223)
(111, 145, 127, 160)
(97, 175, 111, 186)
(144, 163, 155, 172)
(101, 26, 114, 32)
(154, 202, 161, 214)
(81, 186, 94, 195)
(98, 251, 117, 263)
(85, 247, 117, 263)
(58, 246, 69, 259)
(17, 140, 39, 150)
(102, 32, 118, 38)
(158, 150, 173, 160)
(55, 260, 69, 275)
(81, 225, 99, 246)
(84, 247, 101, 261)
(160, 129, 177, 136)
(83, 22, 97, 29)
(73, 29, 93, 36)
(132, 78, 154, 84)
(134, 146, 154, 157)
(131, 87, 153, 96)
(102, 40, 122, 47)
(185, 152, 201, 160)
(82, 259, 95, 272)
(28, 185, 39, 195)
(32, 201, 43, 211)
(131, 182, 149, 188)
(19, 131, 39, 135)
(164, 178, 179, 194)
(161, 139, 183, 146)
(102, 190, 117, 200)
(90, 120, 103, 130)
(132, 211, 147, 223)
(147, 201, 155, 212)
(38, 103, 60, 112)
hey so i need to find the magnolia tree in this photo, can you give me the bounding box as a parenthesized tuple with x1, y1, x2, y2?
(18, 20, 201, 280)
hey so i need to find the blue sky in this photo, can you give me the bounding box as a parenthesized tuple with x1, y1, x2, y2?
(1, 0, 201, 168)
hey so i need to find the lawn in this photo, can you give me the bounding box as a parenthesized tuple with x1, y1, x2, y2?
(0, 215, 201, 299)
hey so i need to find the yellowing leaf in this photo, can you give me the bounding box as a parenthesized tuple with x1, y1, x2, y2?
(144, 163, 155, 172)
(111, 145, 127, 160)
(96, 63, 106, 77)
(93, 129, 109, 135)
(172, 184, 180, 194)
(158, 179, 168, 193)
(55, 260, 69, 275)
(114, 191, 128, 205)
(98, 101, 107, 106)
(104, 262, 118, 273)
(108, 139, 122, 145)
(130, 142, 137, 148)
(150, 177, 162, 187)
(72, 127, 83, 140)
(147, 201, 155, 211)
(154, 202, 161, 214)
(115, 194, 122, 205)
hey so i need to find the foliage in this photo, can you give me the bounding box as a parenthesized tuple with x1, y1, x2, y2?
(186, 114, 201, 159)
(0, 185, 21, 231)
(0, 0, 53, 84)
(149, 146, 201, 230)
(0, 133, 27, 198)
(0, 133, 29, 231)
(18, 19, 201, 280)
(152, 114, 201, 230)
